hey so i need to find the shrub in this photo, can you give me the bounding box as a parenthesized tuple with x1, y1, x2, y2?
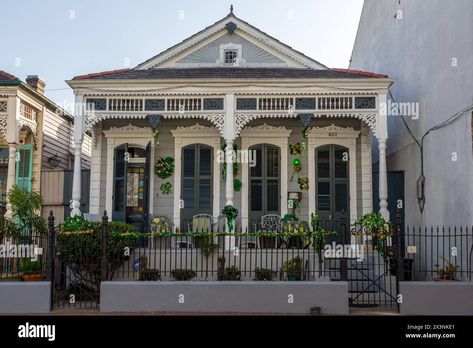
(255, 267, 276, 281)
(139, 269, 161, 281)
(221, 266, 241, 281)
(171, 268, 196, 281)
(0, 216, 18, 236)
(8, 186, 46, 234)
(19, 259, 41, 273)
(56, 218, 140, 287)
(283, 256, 303, 281)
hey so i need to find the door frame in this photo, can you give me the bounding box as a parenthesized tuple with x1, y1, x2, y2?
(240, 124, 291, 232)
(308, 125, 360, 225)
(103, 125, 154, 221)
(171, 124, 221, 230)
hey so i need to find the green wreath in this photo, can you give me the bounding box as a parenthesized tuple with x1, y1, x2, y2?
(233, 178, 242, 192)
(154, 157, 174, 179)
(160, 182, 172, 195)
(222, 205, 238, 231)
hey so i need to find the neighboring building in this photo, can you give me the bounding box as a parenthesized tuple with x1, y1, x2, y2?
(0, 71, 91, 219)
(67, 9, 393, 235)
(350, 0, 473, 226)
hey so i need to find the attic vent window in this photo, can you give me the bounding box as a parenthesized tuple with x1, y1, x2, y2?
(224, 50, 238, 64)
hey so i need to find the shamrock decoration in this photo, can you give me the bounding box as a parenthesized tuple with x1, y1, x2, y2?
(233, 178, 242, 192)
(222, 205, 238, 231)
(291, 158, 302, 182)
(298, 177, 309, 191)
(160, 182, 172, 195)
(154, 157, 174, 179)
(289, 143, 301, 156)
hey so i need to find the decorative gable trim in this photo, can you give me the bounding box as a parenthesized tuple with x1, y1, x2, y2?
(135, 14, 327, 70)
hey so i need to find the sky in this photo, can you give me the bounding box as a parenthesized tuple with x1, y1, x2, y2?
(0, 0, 364, 112)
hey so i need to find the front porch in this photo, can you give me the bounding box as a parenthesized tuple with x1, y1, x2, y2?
(72, 93, 390, 235)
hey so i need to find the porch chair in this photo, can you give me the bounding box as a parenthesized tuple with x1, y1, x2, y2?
(260, 214, 282, 248)
(149, 215, 172, 248)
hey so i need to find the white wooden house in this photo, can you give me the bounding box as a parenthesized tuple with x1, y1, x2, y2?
(67, 9, 393, 235)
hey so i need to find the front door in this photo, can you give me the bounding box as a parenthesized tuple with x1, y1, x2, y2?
(112, 143, 150, 231)
(315, 145, 349, 242)
(249, 144, 280, 230)
(180, 144, 213, 231)
(0, 148, 8, 216)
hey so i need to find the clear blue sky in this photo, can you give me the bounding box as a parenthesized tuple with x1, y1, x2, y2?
(0, 0, 363, 111)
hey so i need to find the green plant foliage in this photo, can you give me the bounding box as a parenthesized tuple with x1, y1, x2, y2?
(19, 259, 41, 273)
(0, 216, 18, 236)
(221, 266, 241, 280)
(8, 185, 47, 234)
(435, 256, 459, 280)
(56, 220, 140, 288)
(283, 256, 303, 281)
(255, 267, 276, 281)
(310, 213, 336, 263)
(197, 235, 218, 257)
(139, 269, 161, 281)
(352, 212, 391, 261)
(171, 268, 196, 281)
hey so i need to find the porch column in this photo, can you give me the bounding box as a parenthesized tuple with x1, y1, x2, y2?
(378, 138, 389, 219)
(5, 143, 17, 218)
(377, 92, 389, 219)
(5, 96, 19, 218)
(225, 139, 234, 207)
(223, 94, 236, 251)
(70, 94, 84, 216)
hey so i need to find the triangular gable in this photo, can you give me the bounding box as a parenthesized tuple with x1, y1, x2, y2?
(135, 12, 327, 70)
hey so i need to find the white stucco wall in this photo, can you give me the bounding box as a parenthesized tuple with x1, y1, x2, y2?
(350, 0, 473, 226)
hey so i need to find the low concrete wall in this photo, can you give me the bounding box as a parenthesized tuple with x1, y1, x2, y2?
(0, 282, 51, 313)
(400, 282, 473, 315)
(101, 281, 348, 314)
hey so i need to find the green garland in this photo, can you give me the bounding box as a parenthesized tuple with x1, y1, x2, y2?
(233, 178, 242, 192)
(222, 205, 238, 231)
(221, 162, 239, 180)
(154, 157, 174, 179)
(160, 182, 172, 195)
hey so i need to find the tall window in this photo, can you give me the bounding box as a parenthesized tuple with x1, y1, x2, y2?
(0, 148, 8, 216)
(224, 49, 238, 64)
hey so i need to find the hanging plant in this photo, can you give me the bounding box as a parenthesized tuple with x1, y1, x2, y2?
(221, 162, 239, 180)
(160, 182, 172, 195)
(298, 177, 309, 191)
(222, 205, 238, 231)
(154, 157, 174, 179)
(233, 178, 242, 192)
(289, 143, 301, 156)
(290, 158, 302, 182)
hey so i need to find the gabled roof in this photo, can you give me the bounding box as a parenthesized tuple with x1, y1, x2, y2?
(72, 67, 387, 80)
(0, 70, 20, 84)
(134, 10, 328, 70)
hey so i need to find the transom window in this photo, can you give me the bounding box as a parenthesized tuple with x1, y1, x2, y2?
(224, 49, 238, 64)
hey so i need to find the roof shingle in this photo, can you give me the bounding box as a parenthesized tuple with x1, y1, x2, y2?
(73, 67, 388, 80)
(0, 70, 19, 82)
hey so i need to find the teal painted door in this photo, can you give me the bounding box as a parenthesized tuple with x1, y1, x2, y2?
(16, 144, 33, 192)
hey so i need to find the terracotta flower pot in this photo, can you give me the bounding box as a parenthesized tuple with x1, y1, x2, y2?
(22, 273, 44, 281)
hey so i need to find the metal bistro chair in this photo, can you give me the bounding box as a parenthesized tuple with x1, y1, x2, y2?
(260, 214, 282, 248)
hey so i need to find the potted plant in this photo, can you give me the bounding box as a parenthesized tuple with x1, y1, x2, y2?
(171, 268, 196, 281)
(20, 259, 43, 281)
(352, 212, 391, 262)
(138, 256, 160, 281)
(433, 257, 459, 281)
(255, 267, 276, 281)
(283, 256, 303, 281)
